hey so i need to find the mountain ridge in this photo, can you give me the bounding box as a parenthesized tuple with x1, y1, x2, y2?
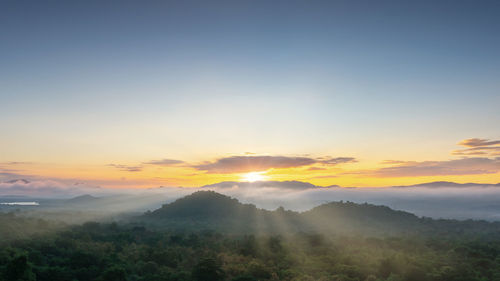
(199, 180, 500, 190)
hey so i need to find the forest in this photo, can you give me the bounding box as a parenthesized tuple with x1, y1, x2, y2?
(1, 191, 500, 281)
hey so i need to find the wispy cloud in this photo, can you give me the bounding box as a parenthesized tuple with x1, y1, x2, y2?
(320, 157, 357, 165)
(0, 165, 33, 180)
(143, 159, 184, 166)
(192, 155, 356, 173)
(107, 164, 143, 172)
(1, 161, 33, 165)
(369, 157, 500, 177)
(453, 138, 500, 156)
(458, 138, 500, 147)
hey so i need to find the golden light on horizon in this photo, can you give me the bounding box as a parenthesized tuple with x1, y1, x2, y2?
(241, 171, 269, 182)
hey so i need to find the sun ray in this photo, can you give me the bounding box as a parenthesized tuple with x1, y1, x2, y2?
(241, 171, 269, 182)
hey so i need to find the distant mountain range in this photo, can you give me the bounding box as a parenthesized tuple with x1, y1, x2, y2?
(396, 181, 500, 188)
(200, 180, 500, 190)
(201, 180, 321, 189)
(2, 178, 499, 191)
(4, 179, 31, 184)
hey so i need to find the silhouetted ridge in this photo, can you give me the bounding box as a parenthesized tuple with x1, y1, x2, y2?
(66, 194, 98, 203)
(5, 179, 30, 184)
(305, 201, 418, 222)
(148, 191, 259, 219)
(302, 201, 422, 234)
(397, 181, 500, 188)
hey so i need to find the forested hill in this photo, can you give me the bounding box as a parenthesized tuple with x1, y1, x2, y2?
(147, 191, 264, 219)
(141, 191, 500, 236)
(144, 191, 303, 233)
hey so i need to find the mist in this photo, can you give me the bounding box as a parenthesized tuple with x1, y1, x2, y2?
(2, 180, 500, 221)
(199, 183, 500, 221)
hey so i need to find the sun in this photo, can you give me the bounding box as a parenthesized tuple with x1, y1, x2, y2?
(241, 171, 268, 182)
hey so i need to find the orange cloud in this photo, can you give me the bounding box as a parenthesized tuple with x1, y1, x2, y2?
(192, 155, 356, 174)
(453, 138, 500, 156)
(143, 159, 185, 166)
(368, 158, 500, 177)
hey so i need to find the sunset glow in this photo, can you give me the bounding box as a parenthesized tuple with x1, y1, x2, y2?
(241, 172, 269, 182)
(0, 1, 499, 194)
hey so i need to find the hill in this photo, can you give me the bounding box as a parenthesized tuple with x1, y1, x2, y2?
(66, 194, 99, 204)
(144, 191, 303, 233)
(148, 191, 257, 219)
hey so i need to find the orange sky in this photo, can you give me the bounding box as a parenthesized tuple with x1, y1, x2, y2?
(2, 138, 499, 188)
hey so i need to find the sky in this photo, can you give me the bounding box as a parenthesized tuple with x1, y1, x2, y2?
(1, 0, 499, 191)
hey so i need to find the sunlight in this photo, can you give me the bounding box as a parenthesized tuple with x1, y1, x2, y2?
(241, 171, 268, 182)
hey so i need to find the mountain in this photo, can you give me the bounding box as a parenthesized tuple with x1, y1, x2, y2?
(200, 180, 500, 190)
(201, 180, 319, 190)
(4, 179, 30, 184)
(399, 181, 500, 188)
(66, 194, 99, 204)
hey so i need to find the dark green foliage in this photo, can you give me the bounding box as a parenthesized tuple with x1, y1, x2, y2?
(1, 219, 500, 281)
(192, 258, 225, 281)
(3, 255, 35, 281)
(2, 191, 500, 281)
(230, 275, 257, 281)
(378, 257, 399, 278)
(98, 266, 127, 281)
(0, 212, 64, 242)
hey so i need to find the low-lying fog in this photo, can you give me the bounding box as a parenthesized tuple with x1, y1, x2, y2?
(1, 180, 500, 221)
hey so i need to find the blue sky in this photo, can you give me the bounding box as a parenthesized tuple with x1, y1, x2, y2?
(1, 0, 499, 188)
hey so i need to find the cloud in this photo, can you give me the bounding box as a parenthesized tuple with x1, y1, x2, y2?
(0, 170, 23, 178)
(380, 160, 408, 165)
(307, 167, 326, 171)
(143, 159, 184, 166)
(458, 138, 500, 147)
(320, 157, 357, 165)
(107, 164, 143, 172)
(192, 155, 356, 173)
(0, 167, 36, 181)
(453, 138, 500, 156)
(1, 161, 33, 165)
(369, 157, 500, 177)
